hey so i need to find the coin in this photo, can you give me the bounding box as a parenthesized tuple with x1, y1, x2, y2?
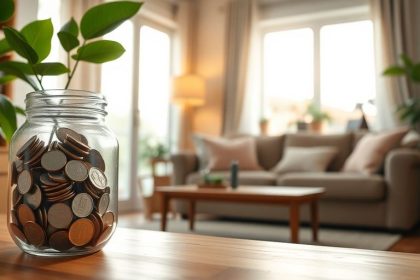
(65, 160, 89, 182)
(97, 193, 110, 215)
(11, 210, 19, 225)
(17, 204, 35, 225)
(41, 150, 67, 172)
(86, 149, 105, 172)
(49, 230, 73, 251)
(88, 214, 101, 245)
(57, 142, 84, 160)
(16, 136, 38, 158)
(69, 218, 95, 246)
(72, 193, 94, 218)
(48, 172, 67, 183)
(12, 186, 22, 208)
(17, 170, 33, 195)
(11, 162, 18, 184)
(40, 173, 60, 186)
(88, 167, 107, 190)
(10, 223, 28, 243)
(14, 159, 24, 173)
(24, 185, 42, 210)
(48, 203, 73, 229)
(65, 134, 90, 152)
(102, 212, 115, 227)
(25, 142, 47, 166)
(23, 221, 45, 247)
(56, 127, 82, 143)
(96, 226, 113, 246)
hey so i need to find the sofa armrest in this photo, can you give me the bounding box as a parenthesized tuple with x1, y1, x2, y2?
(170, 153, 199, 185)
(385, 148, 420, 230)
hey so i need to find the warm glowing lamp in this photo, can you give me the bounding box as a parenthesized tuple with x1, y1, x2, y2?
(172, 74, 205, 106)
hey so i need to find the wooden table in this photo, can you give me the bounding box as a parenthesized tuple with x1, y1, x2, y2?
(1, 215, 420, 279)
(157, 186, 325, 243)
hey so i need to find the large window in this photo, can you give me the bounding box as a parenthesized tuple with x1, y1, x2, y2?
(263, 19, 376, 133)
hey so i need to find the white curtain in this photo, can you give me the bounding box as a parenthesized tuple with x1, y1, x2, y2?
(370, 0, 417, 129)
(223, 0, 258, 136)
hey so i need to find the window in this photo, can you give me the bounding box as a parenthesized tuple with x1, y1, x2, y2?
(262, 19, 376, 133)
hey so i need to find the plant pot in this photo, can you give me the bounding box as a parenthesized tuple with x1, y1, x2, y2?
(7, 90, 118, 257)
(310, 121, 323, 133)
(259, 121, 269, 136)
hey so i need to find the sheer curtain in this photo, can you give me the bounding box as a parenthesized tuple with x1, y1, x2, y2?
(223, 0, 259, 136)
(370, 0, 417, 129)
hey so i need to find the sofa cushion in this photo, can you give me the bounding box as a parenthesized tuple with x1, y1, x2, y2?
(277, 172, 386, 201)
(187, 171, 277, 186)
(255, 135, 285, 170)
(285, 133, 352, 171)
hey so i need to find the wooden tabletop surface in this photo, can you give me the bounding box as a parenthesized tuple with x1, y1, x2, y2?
(1, 214, 420, 279)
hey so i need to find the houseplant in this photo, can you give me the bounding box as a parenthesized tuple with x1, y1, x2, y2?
(0, 1, 143, 256)
(383, 54, 420, 131)
(306, 102, 331, 133)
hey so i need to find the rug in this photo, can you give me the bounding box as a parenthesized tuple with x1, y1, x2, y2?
(120, 218, 401, 251)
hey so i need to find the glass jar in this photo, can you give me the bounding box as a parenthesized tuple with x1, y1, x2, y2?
(7, 90, 118, 257)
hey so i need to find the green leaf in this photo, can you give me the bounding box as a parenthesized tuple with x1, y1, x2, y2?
(0, 38, 12, 55)
(0, 75, 16, 85)
(0, 94, 17, 143)
(383, 66, 405, 76)
(0, 0, 14, 23)
(72, 40, 125, 63)
(0, 61, 39, 90)
(400, 54, 413, 69)
(410, 64, 420, 82)
(21, 19, 54, 62)
(60, 17, 79, 37)
(57, 31, 80, 52)
(3, 27, 38, 64)
(80, 1, 142, 39)
(33, 62, 69, 76)
(15, 106, 25, 116)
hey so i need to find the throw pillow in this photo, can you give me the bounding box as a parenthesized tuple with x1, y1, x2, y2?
(201, 137, 262, 171)
(272, 147, 338, 174)
(342, 127, 409, 174)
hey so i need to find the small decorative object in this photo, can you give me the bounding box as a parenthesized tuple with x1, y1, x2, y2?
(230, 160, 239, 189)
(306, 103, 331, 133)
(259, 118, 269, 136)
(346, 103, 369, 132)
(198, 173, 226, 189)
(0, 1, 143, 256)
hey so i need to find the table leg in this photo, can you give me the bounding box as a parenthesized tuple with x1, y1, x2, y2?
(160, 195, 169, 231)
(189, 200, 196, 231)
(289, 203, 300, 243)
(311, 200, 319, 242)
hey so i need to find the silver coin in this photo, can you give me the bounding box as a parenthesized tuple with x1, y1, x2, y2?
(97, 193, 110, 215)
(88, 167, 107, 190)
(71, 193, 94, 218)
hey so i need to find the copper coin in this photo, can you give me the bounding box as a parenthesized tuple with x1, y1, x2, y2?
(16, 136, 38, 158)
(47, 203, 73, 229)
(65, 160, 89, 182)
(10, 223, 27, 243)
(57, 142, 84, 160)
(80, 134, 89, 145)
(17, 170, 33, 195)
(88, 167, 107, 190)
(72, 193, 94, 218)
(48, 172, 68, 183)
(23, 221, 45, 247)
(56, 127, 82, 143)
(24, 185, 42, 210)
(48, 191, 75, 203)
(41, 150, 67, 172)
(11, 210, 19, 225)
(40, 173, 59, 186)
(69, 218, 95, 246)
(84, 182, 100, 199)
(96, 226, 113, 246)
(86, 149, 105, 172)
(49, 230, 73, 251)
(17, 204, 35, 225)
(12, 186, 23, 208)
(65, 134, 90, 152)
(88, 214, 101, 245)
(11, 162, 18, 184)
(97, 193, 110, 215)
(102, 212, 115, 227)
(48, 140, 58, 151)
(25, 142, 47, 166)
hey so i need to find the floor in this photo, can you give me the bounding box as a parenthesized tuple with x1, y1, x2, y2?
(119, 211, 420, 254)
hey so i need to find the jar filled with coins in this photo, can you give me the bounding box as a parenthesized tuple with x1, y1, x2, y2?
(7, 90, 118, 256)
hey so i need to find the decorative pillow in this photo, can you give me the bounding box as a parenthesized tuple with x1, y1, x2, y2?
(401, 130, 420, 149)
(272, 147, 338, 174)
(201, 137, 262, 171)
(342, 127, 409, 174)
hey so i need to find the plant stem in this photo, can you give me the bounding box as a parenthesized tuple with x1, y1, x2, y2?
(67, 52, 71, 79)
(65, 40, 86, 89)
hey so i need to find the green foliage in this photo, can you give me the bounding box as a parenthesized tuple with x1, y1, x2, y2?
(3, 27, 38, 64)
(0, 75, 15, 84)
(0, 95, 17, 142)
(0, 38, 11, 56)
(80, 1, 142, 39)
(32, 63, 69, 76)
(57, 18, 79, 52)
(306, 103, 331, 122)
(383, 54, 420, 128)
(0, 61, 38, 90)
(0, 0, 14, 22)
(72, 40, 125, 63)
(21, 19, 54, 62)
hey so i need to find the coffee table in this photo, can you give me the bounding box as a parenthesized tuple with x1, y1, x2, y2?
(156, 185, 325, 243)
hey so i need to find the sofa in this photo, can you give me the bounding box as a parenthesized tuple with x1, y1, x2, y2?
(171, 133, 420, 230)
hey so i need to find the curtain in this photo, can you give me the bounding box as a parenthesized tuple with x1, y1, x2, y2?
(370, 0, 417, 129)
(60, 0, 103, 92)
(222, 0, 255, 136)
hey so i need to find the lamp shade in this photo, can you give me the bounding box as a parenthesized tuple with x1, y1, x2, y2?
(172, 74, 205, 106)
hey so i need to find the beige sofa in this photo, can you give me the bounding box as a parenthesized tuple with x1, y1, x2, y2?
(171, 133, 420, 230)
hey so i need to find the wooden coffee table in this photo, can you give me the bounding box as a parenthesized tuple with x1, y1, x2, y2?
(156, 185, 325, 243)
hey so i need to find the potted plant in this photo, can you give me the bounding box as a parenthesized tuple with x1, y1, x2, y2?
(259, 117, 269, 135)
(383, 54, 420, 132)
(306, 102, 331, 133)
